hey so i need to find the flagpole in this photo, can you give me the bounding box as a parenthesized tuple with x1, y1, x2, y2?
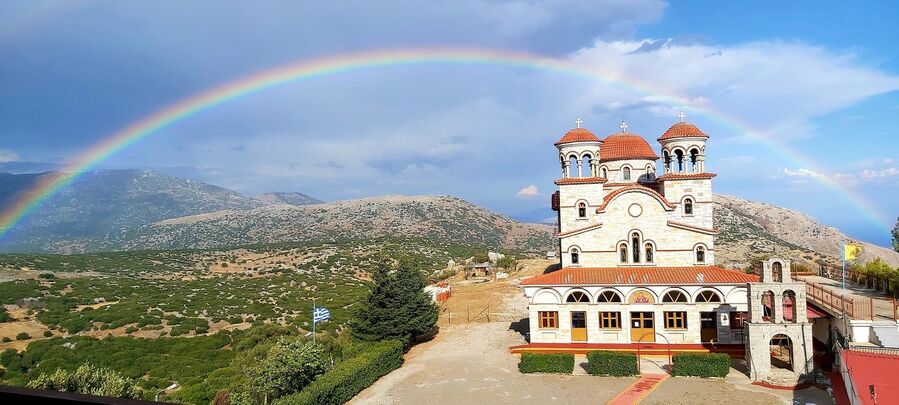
(312, 297, 316, 344)
(841, 243, 848, 345)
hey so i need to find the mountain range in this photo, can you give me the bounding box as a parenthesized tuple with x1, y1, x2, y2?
(0, 169, 896, 269)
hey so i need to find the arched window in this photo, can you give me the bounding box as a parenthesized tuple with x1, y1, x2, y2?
(631, 232, 640, 263)
(684, 198, 694, 215)
(597, 290, 623, 303)
(663, 150, 671, 172)
(568, 155, 580, 177)
(601, 167, 608, 178)
(662, 290, 688, 303)
(619, 243, 628, 263)
(783, 290, 797, 322)
(772, 261, 783, 282)
(695, 246, 706, 263)
(762, 291, 774, 321)
(675, 149, 685, 172)
(582, 154, 593, 177)
(696, 290, 722, 303)
(623, 167, 631, 180)
(565, 291, 590, 303)
(570, 248, 580, 265)
(577, 202, 587, 218)
(644, 243, 654, 263)
(645, 164, 655, 176)
(689, 148, 700, 172)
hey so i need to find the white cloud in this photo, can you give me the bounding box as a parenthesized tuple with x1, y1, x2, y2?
(782, 168, 823, 179)
(0, 150, 19, 163)
(859, 167, 899, 179)
(516, 185, 540, 197)
(567, 39, 899, 142)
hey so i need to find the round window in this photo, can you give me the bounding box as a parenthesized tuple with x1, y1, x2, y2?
(628, 203, 643, 217)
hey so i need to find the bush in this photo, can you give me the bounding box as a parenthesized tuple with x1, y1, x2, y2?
(43, 331, 53, 337)
(0, 307, 11, 323)
(585, 351, 638, 376)
(275, 339, 404, 405)
(517, 353, 574, 374)
(1, 337, 10, 342)
(671, 353, 730, 377)
(16, 332, 30, 340)
(26, 363, 140, 399)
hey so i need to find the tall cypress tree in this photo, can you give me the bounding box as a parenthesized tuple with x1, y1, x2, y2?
(349, 260, 438, 342)
(892, 216, 899, 253)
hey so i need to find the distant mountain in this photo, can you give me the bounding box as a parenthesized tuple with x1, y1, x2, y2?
(0, 170, 265, 252)
(102, 195, 555, 253)
(254, 192, 322, 206)
(510, 207, 556, 225)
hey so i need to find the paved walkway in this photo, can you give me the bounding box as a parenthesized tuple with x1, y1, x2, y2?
(607, 374, 669, 405)
(800, 275, 896, 321)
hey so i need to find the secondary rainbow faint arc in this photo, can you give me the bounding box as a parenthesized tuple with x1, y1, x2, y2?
(0, 47, 890, 240)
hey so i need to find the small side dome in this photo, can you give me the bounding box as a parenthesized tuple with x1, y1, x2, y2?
(658, 122, 708, 141)
(555, 127, 601, 146)
(600, 132, 659, 162)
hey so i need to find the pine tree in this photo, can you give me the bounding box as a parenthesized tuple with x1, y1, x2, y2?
(349, 260, 439, 342)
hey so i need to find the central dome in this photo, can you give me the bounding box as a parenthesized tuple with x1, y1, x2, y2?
(554, 127, 601, 146)
(599, 132, 659, 162)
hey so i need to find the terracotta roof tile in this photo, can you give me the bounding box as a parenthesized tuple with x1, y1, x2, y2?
(521, 266, 758, 286)
(599, 132, 659, 162)
(555, 128, 601, 146)
(658, 122, 709, 141)
(657, 172, 716, 181)
(554, 177, 608, 185)
(557, 223, 603, 237)
(667, 220, 719, 235)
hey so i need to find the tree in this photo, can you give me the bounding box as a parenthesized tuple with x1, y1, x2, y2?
(349, 260, 439, 342)
(472, 253, 490, 264)
(496, 256, 518, 271)
(26, 363, 140, 399)
(892, 217, 899, 252)
(232, 337, 327, 405)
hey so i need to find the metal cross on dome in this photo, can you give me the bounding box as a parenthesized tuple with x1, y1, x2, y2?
(619, 121, 628, 132)
(678, 111, 686, 123)
(574, 117, 583, 128)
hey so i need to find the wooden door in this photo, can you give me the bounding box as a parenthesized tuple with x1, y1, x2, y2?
(630, 311, 654, 342)
(700, 311, 717, 342)
(571, 311, 587, 342)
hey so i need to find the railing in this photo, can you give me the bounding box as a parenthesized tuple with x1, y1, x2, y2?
(804, 280, 860, 318)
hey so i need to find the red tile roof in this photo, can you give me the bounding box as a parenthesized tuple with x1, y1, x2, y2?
(658, 122, 709, 141)
(599, 132, 659, 162)
(596, 185, 675, 212)
(521, 266, 759, 286)
(555, 128, 601, 146)
(657, 172, 717, 181)
(557, 223, 603, 237)
(555, 177, 608, 185)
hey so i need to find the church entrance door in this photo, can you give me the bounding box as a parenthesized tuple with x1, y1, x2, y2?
(700, 312, 717, 342)
(630, 312, 654, 342)
(571, 311, 587, 342)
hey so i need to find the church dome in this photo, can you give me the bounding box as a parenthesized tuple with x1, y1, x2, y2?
(599, 132, 659, 162)
(555, 127, 601, 146)
(658, 122, 708, 141)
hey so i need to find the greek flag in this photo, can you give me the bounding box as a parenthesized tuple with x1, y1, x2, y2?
(312, 307, 331, 323)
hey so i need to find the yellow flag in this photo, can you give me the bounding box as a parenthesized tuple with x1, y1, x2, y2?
(844, 244, 862, 261)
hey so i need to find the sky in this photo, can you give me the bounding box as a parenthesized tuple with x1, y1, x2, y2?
(1, 1, 898, 246)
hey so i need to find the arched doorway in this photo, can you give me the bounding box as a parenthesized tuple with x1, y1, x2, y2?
(769, 334, 793, 371)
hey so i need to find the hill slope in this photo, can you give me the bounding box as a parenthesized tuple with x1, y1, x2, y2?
(0, 170, 265, 251)
(105, 195, 555, 253)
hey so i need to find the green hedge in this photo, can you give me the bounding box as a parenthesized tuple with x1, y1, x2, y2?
(585, 351, 638, 376)
(672, 353, 730, 377)
(275, 339, 404, 405)
(518, 353, 574, 374)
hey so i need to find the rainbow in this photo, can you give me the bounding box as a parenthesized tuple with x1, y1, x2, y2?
(0, 47, 890, 241)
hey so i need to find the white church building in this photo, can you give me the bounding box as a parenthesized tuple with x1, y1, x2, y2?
(519, 116, 760, 348)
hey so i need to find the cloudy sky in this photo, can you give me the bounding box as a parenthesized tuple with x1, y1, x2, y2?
(1, 1, 898, 246)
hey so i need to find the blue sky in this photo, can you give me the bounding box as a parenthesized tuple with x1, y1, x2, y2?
(1, 1, 898, 246)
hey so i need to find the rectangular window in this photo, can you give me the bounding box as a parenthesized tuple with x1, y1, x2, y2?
(664, 311, 687, 330)
(538, 311, 558, 329)
(730, 311, 748, 329)
(599, 312, 621, 329)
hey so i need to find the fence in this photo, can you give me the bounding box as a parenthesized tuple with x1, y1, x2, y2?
(438, 303, 523, 325)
